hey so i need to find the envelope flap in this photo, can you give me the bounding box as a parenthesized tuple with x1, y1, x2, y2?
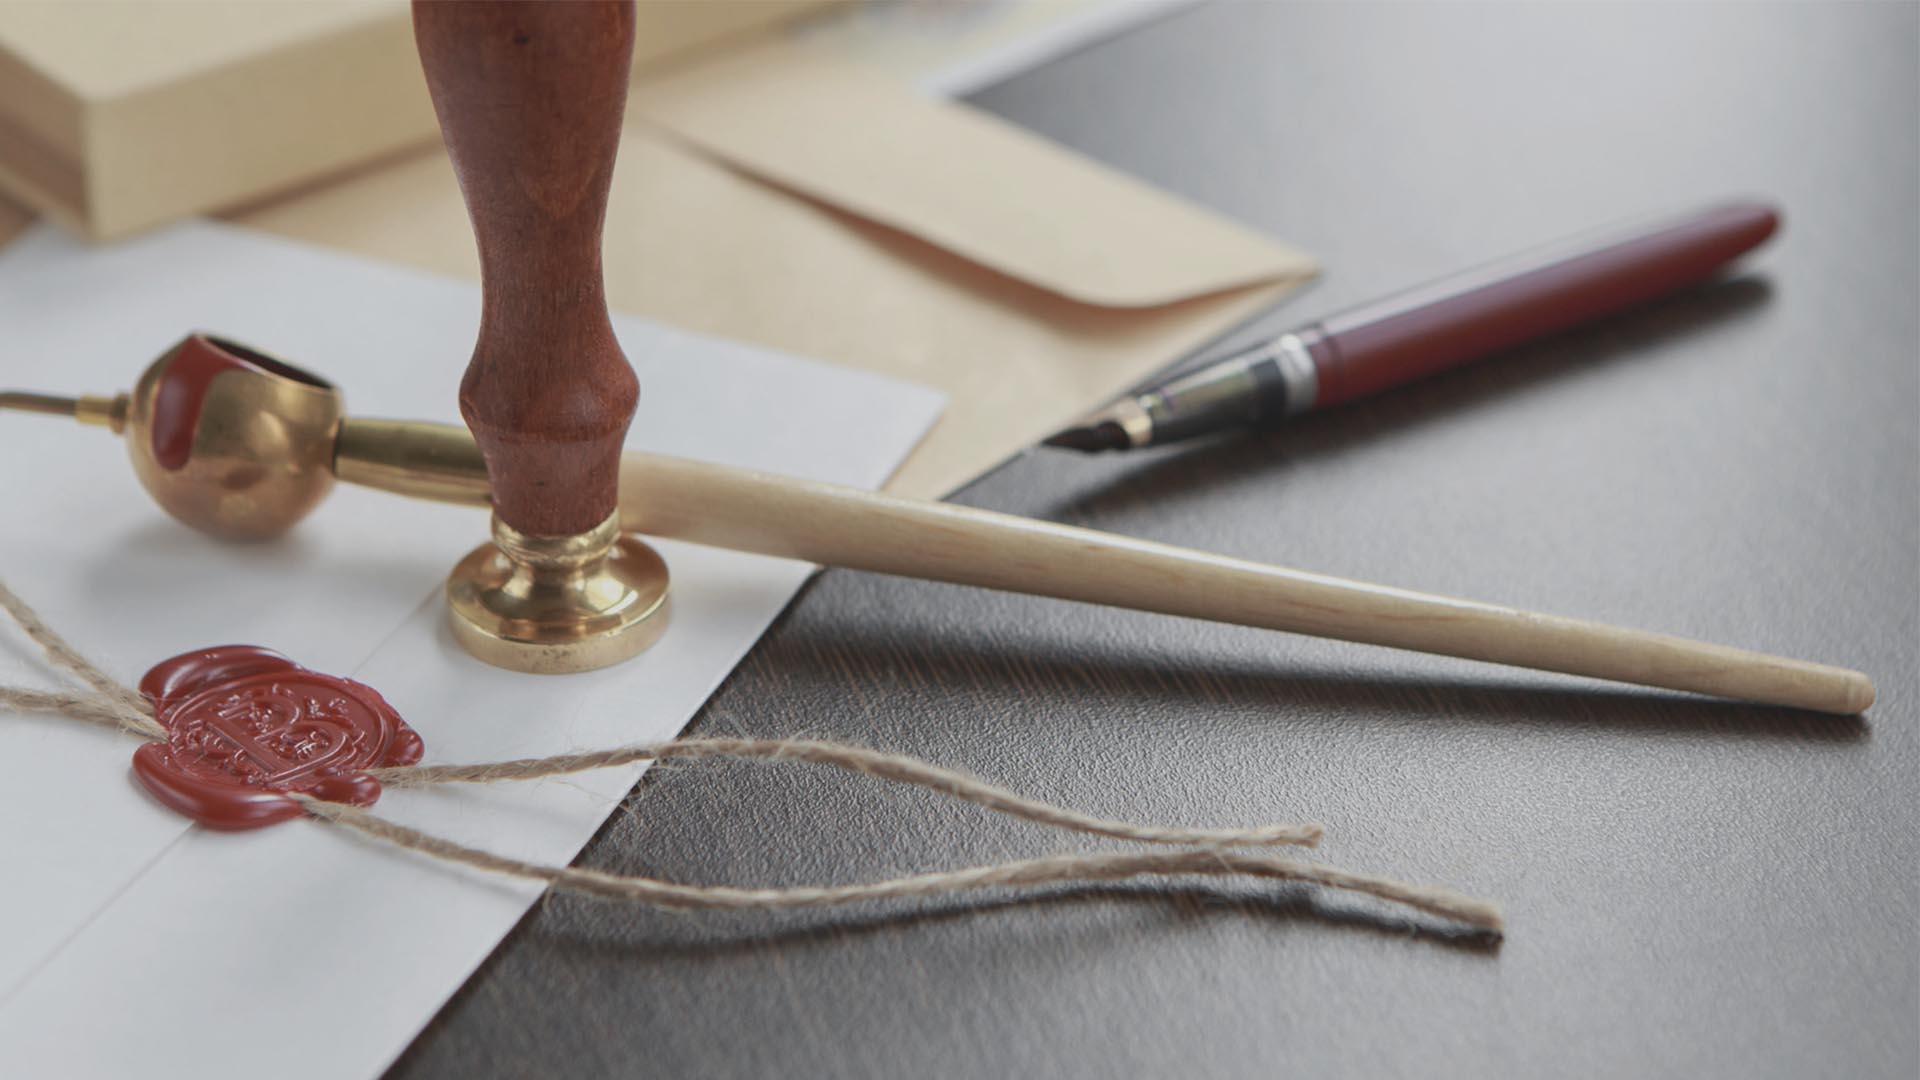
(630, 44, 1316, 310)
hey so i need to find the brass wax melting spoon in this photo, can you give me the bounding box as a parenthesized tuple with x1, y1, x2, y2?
(2, 333, 1876, 715)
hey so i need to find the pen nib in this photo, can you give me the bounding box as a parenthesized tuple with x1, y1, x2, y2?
(1043, 397, 1151, 453)
(1042, 422, 1129, 453)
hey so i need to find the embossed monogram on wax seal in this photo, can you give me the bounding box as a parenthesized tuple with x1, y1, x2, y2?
(132, 646, 424, 829)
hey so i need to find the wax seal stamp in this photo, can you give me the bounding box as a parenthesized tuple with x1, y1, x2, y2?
(131, 646, 424, 829)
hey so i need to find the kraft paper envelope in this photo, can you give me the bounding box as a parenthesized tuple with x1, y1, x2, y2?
(231, 44, 1316, 498)
(0, 192, 26, 246)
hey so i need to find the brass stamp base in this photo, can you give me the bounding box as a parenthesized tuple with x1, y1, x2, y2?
(446, 512, 670, 674)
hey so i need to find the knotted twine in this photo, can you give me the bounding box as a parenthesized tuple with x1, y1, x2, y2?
(0, 580, 1502, 932)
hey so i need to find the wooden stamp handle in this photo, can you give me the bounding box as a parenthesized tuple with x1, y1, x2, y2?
(413, 0, 637, 536)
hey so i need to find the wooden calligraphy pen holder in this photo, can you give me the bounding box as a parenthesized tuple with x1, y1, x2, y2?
(0, 1, 1876, 713)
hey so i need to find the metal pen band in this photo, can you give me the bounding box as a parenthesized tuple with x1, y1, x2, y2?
(1137, 334, 1313, 444)
(1271, 332, 1319, 415)
(1137, 355, 1262, 442)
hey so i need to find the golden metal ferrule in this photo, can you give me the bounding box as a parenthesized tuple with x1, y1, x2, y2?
(0, 391, 125, 427)
(74, 393, 130, 430)
(334, 417, 491, 507)
(446, 510, 671, 674)
(492, 512, 623, 576)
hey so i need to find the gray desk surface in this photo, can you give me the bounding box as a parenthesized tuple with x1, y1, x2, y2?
(391, 4, 1919, 1077)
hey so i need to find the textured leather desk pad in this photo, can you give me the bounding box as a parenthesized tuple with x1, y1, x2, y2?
(388, 5, 1918, 1077)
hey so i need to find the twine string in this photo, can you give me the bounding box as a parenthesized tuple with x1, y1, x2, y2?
(0, 580, 162, 739)
(374, 738, 1324, 850)
(0, 579, 1504, 933)
(0, 685, 163, 736)
(299, 793, 1502, 928)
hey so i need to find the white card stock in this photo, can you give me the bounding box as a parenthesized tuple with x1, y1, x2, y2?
(0, 222, 943, 1078)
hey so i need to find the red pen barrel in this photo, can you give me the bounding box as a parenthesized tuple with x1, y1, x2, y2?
(1300, 201, 1780, 408)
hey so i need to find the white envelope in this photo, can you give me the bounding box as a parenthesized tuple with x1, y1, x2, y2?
(0, 221, 944, 1078)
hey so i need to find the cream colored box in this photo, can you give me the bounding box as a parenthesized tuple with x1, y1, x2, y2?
(0, 0, 833, 240)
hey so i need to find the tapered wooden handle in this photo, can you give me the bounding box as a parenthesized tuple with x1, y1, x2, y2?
(413, 0, 637, 536)
(323, 421, 1874, 713)
(616, 454, 1875, 715)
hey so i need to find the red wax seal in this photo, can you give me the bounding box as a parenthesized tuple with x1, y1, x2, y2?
(131, 646, 424, 830)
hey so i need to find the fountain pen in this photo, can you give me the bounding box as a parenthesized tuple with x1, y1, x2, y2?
(1045, 200, 1780, 452)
